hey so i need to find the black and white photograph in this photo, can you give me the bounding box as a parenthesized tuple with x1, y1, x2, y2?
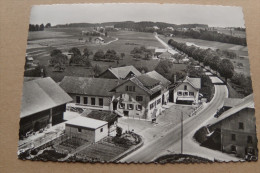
(18, 3, 257, 163)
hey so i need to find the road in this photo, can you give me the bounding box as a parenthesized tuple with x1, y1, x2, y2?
(154, 34, 178, 55)
(120, 75, 228, 163)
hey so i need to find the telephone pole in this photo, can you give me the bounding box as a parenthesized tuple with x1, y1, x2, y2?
(181, 111, 183, 154)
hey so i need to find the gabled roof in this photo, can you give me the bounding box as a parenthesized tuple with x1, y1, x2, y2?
(59, 76, 123, 97)
(81, 110, 118, 124)
(209, 94, 254, 125)
(111, 75, 162, 95)
(20, 77, 73, 118)
(95, 37, 104, 41)
(65, 116, 107, 130)
(223, 98, 244, 108)
(99, 65, 141, 79)
(183, 76, 201, 89)
(146, 71, 171, 88)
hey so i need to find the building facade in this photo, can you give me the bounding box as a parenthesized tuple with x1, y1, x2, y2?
(173, 76, 201, 105)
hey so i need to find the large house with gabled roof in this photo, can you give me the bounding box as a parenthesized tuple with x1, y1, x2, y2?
(173, 76, 201, 105)
(98, 65, 141, 80)
(59, 76, 123, 112)
(110, 71, 171, 121)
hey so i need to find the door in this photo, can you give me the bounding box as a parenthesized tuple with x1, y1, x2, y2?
(113, 101, 118, 110)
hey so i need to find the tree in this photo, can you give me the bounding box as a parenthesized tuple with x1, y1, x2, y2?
(93, 50, 105, 61)
(211, 56, 221, 74)
(50, 49, 62, 57)
(39, 24, 44, 31)
(173, 54, 182, 64)
(120, 53, 125, 59)
(104, 49, 119, 60)
(69, 47, 81, 57)
(219, 59, 234, 83)
(83, 48, 93, 58)
(92, 64, 102, 77)
(116, 126, 123, 137)
(45, 23, 51, 28)
(83, 57, 92, 68)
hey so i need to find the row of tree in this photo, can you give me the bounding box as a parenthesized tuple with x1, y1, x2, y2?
(93, 49, 125, 62)
(130, 46, 153, 60)
(29, 23, 51, 32)
(160, 29, 247, 46)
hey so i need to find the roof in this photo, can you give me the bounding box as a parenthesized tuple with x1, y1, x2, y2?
(136, 74, 160, 88)
(209, 94, 254, 125)
(20, 77, 73, 118)
(223, 98, 244, 108)
(95, 37, 104, 41)
(155, 48, 167, 53)
(183, 76, 201, 89)
(65, 116, 107, 129)
(146, 70, 171, 88)
(81, 110, 118, 124)
(100, 65, 141, 79)
(59, 76, 122, 97)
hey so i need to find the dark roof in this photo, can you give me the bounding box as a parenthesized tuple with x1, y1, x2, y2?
(136, 74, 160, 88)
(81, 110, 118, 124)
(59, 76, 123, 97)
(99, 65, 141, 79)
(183, 76, 201, 89)
(20, 77, 73, 118)
(146, 71, 171, 88)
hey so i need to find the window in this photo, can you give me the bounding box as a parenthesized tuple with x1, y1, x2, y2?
(119, 103, 125, 109)
(76, 96, 80, 104)
(189, 92, 194, 96)
(127, 104, 134, 110)
(78, 128, 82, 133)
(247, 136, 253, 144)
(125, 86, 129, 91)
(184, 85, 187, 90)
(100, 128, 103, 132)
(136, 105, 142, 111)
(231, 134, 236, 141)
(239, 122, 244, 130)
(183, 92, 189, 96)
(231, 145, 237, 153)
(83, 97, 88, 105)
(150, 103, 154, 110)
(99, 98, 103, 106)
(177, 91, 182, 96)
(157, 98, 161, 104)
(136, 96, 143, 101)
(91, 98, 95, 105)
(133, 86, 135, 92)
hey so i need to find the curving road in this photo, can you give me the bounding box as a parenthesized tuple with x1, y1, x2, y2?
(120, 75, 228, 163)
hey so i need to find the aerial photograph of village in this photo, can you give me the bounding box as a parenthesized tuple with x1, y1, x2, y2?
(18, 3, 257, 163)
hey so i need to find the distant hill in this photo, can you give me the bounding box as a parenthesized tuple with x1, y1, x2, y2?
(54, 21, 208, 29)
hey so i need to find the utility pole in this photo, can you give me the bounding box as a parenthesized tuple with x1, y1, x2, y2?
(181, 111, 183, 154)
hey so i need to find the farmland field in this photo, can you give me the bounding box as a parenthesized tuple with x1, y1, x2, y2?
(25, 28, 165, 82)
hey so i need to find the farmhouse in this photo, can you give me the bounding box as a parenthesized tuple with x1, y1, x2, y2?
(110, 71, 171, 121)
(173, 76, 201, 105)
(65, 116, 108, 142)
(59, 76, 123, 111)
(98, 65, 141, 80)
(206, 94, 257, 159)
(81, 110, 119, 135)
(94, 37, 105, 44)
(19, 77, 72, 137)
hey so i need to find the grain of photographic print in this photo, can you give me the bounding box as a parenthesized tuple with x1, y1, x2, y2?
(18, 3, 257, 163)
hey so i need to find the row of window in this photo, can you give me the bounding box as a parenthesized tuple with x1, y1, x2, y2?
(78, 127, 103, 133)
(119, 103, 142, 111)
(150, 98, 161, 110)
(177, 91, 194, 96)
(231, 134, 253, 144)
(76, 96, 103, 106)
(125, 86, 136, 92)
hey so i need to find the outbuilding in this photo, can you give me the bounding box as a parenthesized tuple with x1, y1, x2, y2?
(65, 116, 108, 142)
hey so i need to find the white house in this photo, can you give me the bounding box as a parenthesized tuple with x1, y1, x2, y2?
(65, 116, 108, 142)
(94, 37, 104, 44)
(173, 76, 201, 105)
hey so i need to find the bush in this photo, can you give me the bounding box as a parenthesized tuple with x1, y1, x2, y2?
(116, 126, 122, 137)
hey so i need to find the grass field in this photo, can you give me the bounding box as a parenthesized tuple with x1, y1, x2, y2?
(25, 28, 164, 81)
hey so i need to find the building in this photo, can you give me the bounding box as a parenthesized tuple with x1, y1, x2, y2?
(94, 37, 104, 44)
(173, 76, 201, 105)
(19, 77, 73, 137)
(154, 48, 168, 58)
(98, 65, 141, 80)
(207, 94, 257, 159)
(65, 116, 108, 142)
(110, 71, 171, 121)
(81, 110, 119, 135)
(59, 76, 123, 111)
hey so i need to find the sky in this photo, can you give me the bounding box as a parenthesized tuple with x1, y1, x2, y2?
(29, 3, 245, 27)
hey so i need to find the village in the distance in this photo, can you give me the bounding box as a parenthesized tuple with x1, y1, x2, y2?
(18, 19, 257, 163)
